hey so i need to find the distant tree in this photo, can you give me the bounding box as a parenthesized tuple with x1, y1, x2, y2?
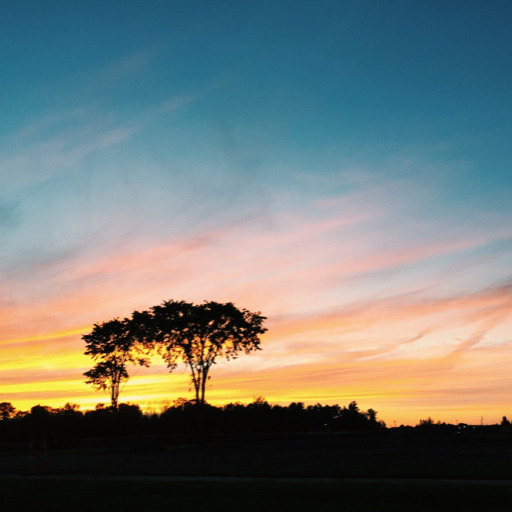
(83, 317, 149, 409)
(333, 401, 385, 431)
(30, 405, 54, 416)
(171, 397, 196, 409)
(248, 396, 271, 409)
(0, 402, 16, 420)
(150, 300, 266, 405)
(418, 417, 436, 427)
(59, 402, 82, 416)
(306, 403, 341, 432)
(29, 405, 55, 431)
(366, 408, 386, 428)
(116, 403, 144, 433)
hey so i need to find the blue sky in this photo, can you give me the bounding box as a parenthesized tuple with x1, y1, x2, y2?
(1, 1, 511, 424)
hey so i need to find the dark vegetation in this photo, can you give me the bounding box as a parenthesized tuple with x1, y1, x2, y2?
(1, 399, 512, 481)
(1, 411, 512, 511)
(0, 399, 384, 444)
(2, 400, 512, 510)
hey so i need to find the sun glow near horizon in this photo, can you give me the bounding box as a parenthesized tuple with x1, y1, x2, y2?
(2, 303, 511, 427)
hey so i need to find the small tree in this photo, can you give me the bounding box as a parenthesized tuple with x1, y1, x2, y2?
(83, 317, 149, 409)
(0, 402, 16, 420)
(150, 300, 266, 405)
(84, 360, 129, 410)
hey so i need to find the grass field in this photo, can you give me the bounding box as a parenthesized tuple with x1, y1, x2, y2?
(2, 431, 512, 479)
(2, 477, 512, 512)
(2, 431, 512, 510)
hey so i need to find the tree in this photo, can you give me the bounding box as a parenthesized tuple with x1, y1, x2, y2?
(150, 300, 266, 405)
(84, 360, 128, 410)
(0, 402, 16, 420)
(83, 317, 149, 409)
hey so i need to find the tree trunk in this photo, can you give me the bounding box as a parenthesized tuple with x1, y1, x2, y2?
(200, 370, 207, 406)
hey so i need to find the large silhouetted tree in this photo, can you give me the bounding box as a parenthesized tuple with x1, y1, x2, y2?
(150, 300, 266, 405)
(83, 318, 149, 409)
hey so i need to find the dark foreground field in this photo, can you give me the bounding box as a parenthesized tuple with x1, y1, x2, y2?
(2, 476, 512, 512)
(1, 431, 512, 510)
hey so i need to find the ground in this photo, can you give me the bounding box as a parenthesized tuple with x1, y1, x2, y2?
(1, 431, 512, 510)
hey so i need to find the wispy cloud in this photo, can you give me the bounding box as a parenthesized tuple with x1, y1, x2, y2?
(0, 81, 510, 426)
(98, 51, 154, 84)
(0, 118, 139, 193)
(161, 95, 196, 112)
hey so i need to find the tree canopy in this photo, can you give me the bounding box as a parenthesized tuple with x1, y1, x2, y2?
(149, 300, 267, 405)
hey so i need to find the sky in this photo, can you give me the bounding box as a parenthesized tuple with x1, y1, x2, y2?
(0, 0, 511, 426)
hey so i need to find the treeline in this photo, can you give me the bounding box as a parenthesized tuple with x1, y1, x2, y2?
(0, 399, 385, 442)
